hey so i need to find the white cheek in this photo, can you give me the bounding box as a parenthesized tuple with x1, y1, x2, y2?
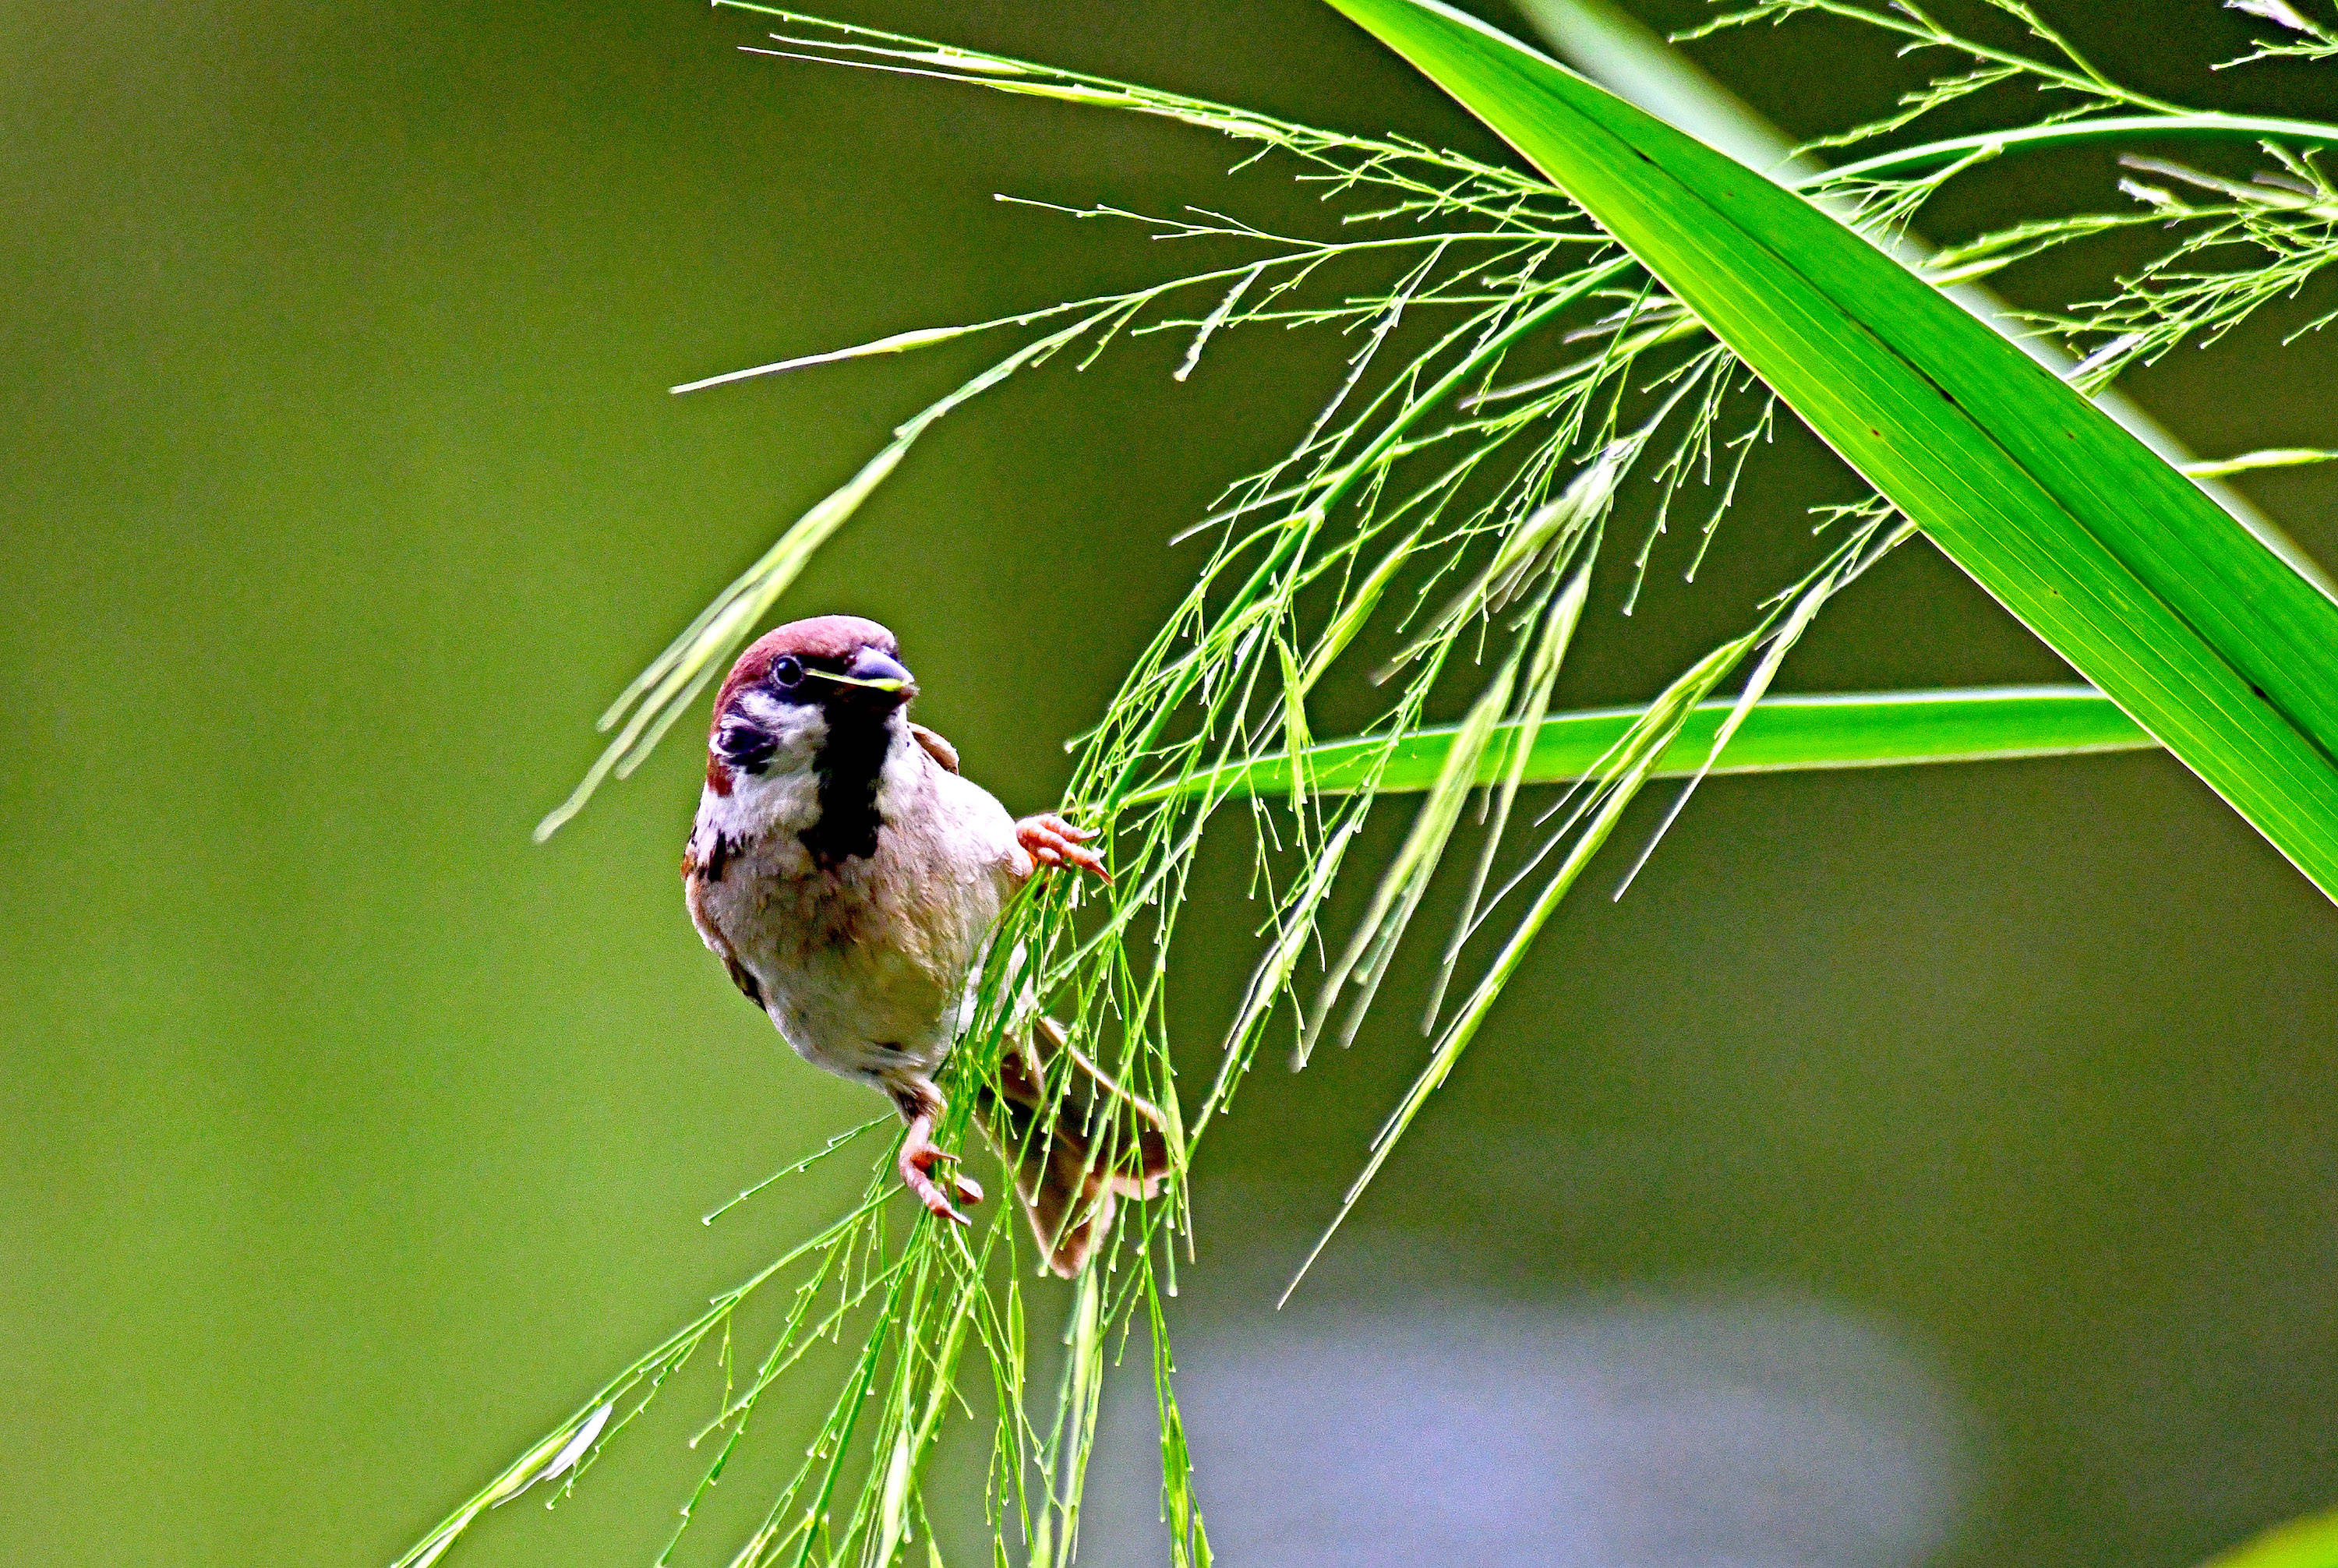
(698, 695, 828, 837)
(738, 691, 826, 768)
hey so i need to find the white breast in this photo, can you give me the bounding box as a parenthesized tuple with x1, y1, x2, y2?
(687, 720, 1021, 1095)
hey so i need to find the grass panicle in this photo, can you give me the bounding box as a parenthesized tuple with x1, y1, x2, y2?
(424, 5, 2334, 1566)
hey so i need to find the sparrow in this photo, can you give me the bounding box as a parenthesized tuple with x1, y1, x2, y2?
(682, 615, 1167, 1276)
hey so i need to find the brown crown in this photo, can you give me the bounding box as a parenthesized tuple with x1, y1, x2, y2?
(712, 615, 900, 715)
(702, 616, 902, 796)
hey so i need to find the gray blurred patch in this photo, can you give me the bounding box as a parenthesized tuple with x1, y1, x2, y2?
(1084, 1285, 1962, 1568)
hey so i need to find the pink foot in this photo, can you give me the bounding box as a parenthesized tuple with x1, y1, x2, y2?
(899, 1114, 983, 1226)
(1015, 813, 1109, 882)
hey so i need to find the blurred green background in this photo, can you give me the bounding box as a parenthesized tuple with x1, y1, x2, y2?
(5, 1, 2336, 1563)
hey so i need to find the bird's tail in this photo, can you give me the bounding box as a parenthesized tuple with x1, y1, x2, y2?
(976, 1017, 1172, 1278)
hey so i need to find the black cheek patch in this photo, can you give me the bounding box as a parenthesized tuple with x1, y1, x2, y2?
(715, 717, 779, 775)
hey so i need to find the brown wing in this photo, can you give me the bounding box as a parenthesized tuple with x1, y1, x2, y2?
(910, 722, 959, 774)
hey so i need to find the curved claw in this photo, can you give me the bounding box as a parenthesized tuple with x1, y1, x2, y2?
(1015, 813, 1111, 883)
(899, 1114, 980, 1225)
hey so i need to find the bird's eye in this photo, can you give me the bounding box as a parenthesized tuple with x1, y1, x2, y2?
(771, 656, 805, 690)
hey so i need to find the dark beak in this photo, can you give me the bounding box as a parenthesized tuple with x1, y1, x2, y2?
(841, 645, 917, 706)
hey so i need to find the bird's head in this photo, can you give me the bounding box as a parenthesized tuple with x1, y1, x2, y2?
(704, 615, 916, 797)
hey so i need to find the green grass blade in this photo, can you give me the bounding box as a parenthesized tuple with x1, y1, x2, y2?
(1132, 685, 2152, 803)
(1324, 0, 2338, 901)
(1822, 113, 2338, 183)
(1280, 634, 1749, 1304)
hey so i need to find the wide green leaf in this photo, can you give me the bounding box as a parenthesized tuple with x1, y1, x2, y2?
(1326, 0, 2338, 901)
(1139, 686, 2150, 802)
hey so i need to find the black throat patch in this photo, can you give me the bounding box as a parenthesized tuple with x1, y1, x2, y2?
(800, 708, 893, 869)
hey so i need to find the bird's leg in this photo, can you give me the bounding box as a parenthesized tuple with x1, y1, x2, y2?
(1015, 813, 1110, 881)
(898, 1110, 984, 1227)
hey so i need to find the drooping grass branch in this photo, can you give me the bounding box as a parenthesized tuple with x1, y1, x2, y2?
(1686, 0, 2338, 392)
(419, 6, 2336, 1566)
